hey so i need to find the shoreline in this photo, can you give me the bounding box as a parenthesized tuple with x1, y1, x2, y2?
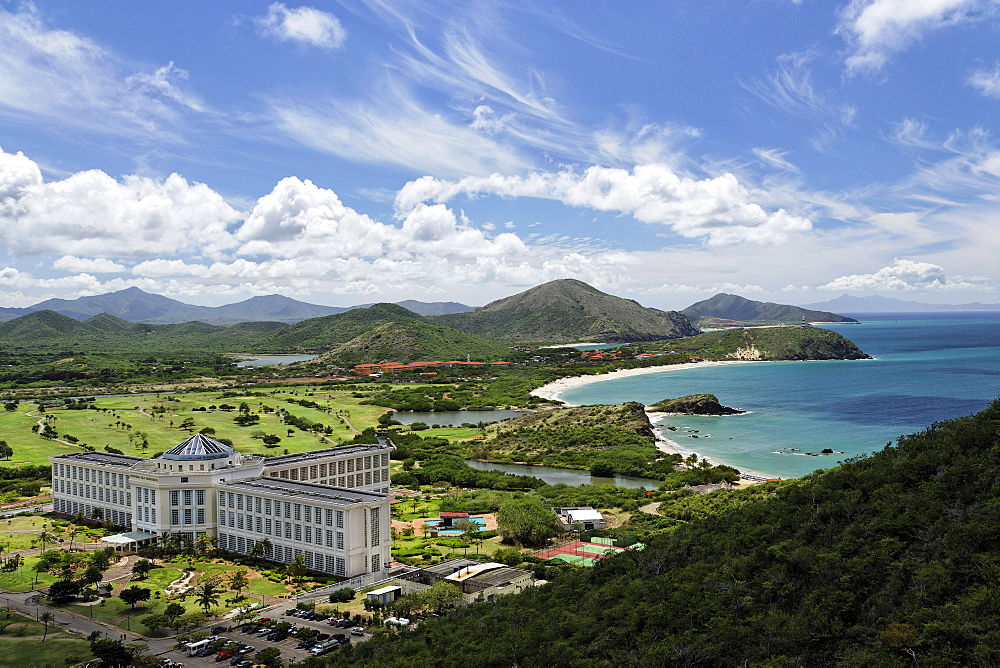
(530, 360, 779, 482)
(530, 360, 758, 405)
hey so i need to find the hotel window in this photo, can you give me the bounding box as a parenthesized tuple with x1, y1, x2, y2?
(256, 516, 262, 533)
(290, 469, 298, 481)
(382, 454, 389, 466)
(170, 491, 179, 506)
(325, 529, 333, 547)
(196, 490, 205, 505)
(371, 507, 380, 546)
(336, 532, 344, 550)
(338, 461, 345, 474)
(184, 509, 193, 525)
(265, 518, 272, 535)
(365, 456, 371, 470)
(197, 509, 205, 524)
(371, 557, 381, 573)
(310, 465, 317, 479)
(338, 477, 345, 486)
(151, 509, 156, 523)
(283, 503, 291, 519)
(228, 513, 235, 528)
(304, 506, 311, 523)
(305, 526, 312, 543)
(284, 523, 292, 539)
(255, 497, 261, 513)
(171, 510, 179, 525)
(237, 514, 244, 530)
(280, 470, 288, 479)
(325, 509, 333, 526)
(219, 509, 226, 522)
(183, 490, 192, 506)
(300, 467, 307, 480)
(365, 472, 372, 486)
(347, 459, 354, 473)
(294, 504, 301, 521)
(264, 499, 271, 515)
(320, 463, 327, 477)
(347, 474, 354, 488)
(335, 556, 345, 576)
(295, 524, 302, 541)
(236, 494, 243, 510)
(335, 510, 344, 528)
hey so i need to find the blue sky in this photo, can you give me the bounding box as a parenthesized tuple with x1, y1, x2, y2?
(1, 0, 999, 309)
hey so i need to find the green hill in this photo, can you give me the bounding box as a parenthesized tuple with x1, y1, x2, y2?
(314, 320, 512, 365)
(436, 279, 700, 344)
(0, 310, 97, 341)
(332, 398, 1000, 666)
(641, 325, 870, 360)
(683, 293, 858, 328)
(260, 303, 430, 351)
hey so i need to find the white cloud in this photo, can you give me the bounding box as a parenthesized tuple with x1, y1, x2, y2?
(0, 6, 204, 138)
(818, 258, 975, 291)
(838, 0, 986, 74)
(968, 62, 1000, 97)
(255, 3, 347, 49)
(395, 164, 812, 245)
(53, 256, 127, 274)
(753, 148, 799, 173)
(0, 147, 240, 258)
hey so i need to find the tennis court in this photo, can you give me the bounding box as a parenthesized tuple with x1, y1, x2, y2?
(535, 540, 628, 564)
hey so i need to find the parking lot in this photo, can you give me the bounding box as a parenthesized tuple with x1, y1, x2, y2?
(154, 605, 371, 666)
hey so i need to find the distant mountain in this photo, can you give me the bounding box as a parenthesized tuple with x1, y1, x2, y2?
(682, 293, 858, 328)
(0, 287, 471, 324)
(314, 320, 511, 365)
(801, 294, 1000, 313)
(434, 279, 700, 343)
(354, 299, 471, 316)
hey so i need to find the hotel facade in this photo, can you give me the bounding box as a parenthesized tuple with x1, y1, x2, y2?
(49, 435, 393, 578)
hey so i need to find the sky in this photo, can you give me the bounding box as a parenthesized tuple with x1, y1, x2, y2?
(1, 0, 999, 310)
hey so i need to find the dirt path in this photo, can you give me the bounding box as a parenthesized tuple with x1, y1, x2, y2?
(638, 501, 662, 515)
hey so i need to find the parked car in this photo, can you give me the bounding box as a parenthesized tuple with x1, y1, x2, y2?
(238, 645, 254, 655)
(316, 633, 331, 641)
(297, 640, 317, 649)
(336, 619, 355, 628)
(211, 625, 228, 634)
(351, 627, 365, 636)
(214, 654, 232, 662)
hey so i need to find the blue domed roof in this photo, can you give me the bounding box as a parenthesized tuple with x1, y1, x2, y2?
(159, 434, 234, 461)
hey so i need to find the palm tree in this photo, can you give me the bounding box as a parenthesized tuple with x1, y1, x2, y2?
(39, 611, 53, 641)
(67, 527, 80, 552)
(195, 533, 213, 554)
(284, 554, 306, 584)
(195, 580, 221, 615)
(226, 569, 250, 598)
(248, 538, 271, 561)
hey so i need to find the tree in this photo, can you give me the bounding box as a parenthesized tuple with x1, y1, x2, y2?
(131, 558, 154, 579)
(492, 546, 524, 567)
(262, 434, 281, 447)
(89, 638, 132, 668)
(284, 553, 307, 583)
(421, 580, 463, 614)
(90, 547, 115, 571)
(227, 569, 250, 598)
(249, 537, 271, 560)
(233, 414, 260, 427)
(40, 611, 54, 641)
(453, 518, 480, 555)
(179, 418, 197, 432)
(120, 584, 151, 610)
(67, 527, 80, 552)
(328, 587, 355, 603)
(0, 441, 12, 460)
(48, 579, 81, 604)
(140, 612, 169, 635)
(81, 564, 104, 592)
(254, 646, 282, 668)
(496, 497, 561, 548)
(195, 579, 221, 614)
(199, 426, 216, 436)
(164, 602, 186, 631)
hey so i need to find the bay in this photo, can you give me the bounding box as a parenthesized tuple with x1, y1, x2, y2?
(557, 313, 1000, 479)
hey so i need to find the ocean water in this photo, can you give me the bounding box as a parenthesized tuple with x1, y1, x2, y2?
(557, 313, 1000, 479)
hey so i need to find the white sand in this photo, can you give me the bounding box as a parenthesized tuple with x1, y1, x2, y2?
(530, 360, 754, 405)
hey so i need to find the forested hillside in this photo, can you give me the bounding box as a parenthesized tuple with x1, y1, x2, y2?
(329, 399, 1000, 666)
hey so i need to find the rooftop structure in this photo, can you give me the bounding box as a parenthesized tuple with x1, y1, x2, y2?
(394, 557, 534, 601)
(160, 434, 234, 460)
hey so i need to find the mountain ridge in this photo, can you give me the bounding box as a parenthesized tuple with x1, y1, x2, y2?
(682, 293, 858, 328)
(801, 293, 1000, 312)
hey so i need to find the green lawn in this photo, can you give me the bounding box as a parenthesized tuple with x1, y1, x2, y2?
(0, 610, 95, 667)
(0, 407, 81, 465)
(246, 577, 289, 596)
(0, 554, 62, 592)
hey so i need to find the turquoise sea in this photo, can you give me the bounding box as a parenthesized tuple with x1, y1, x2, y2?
(558, 313, 1000, 479)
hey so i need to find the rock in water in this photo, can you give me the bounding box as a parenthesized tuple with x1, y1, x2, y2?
(647, 394, 744, 415)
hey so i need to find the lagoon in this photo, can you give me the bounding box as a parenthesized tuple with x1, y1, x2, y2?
(464, 459, 660, 489)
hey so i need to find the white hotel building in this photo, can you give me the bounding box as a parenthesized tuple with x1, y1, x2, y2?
(49, 435, 393, 578)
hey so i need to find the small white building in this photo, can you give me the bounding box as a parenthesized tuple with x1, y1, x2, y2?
(552, 506, 606, 531)
(393, 558, 534, 605)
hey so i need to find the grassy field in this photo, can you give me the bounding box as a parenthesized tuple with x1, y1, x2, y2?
(0, 554, 63, 592)
(0, 407, 80, 465)
(0, 610, 95, 667)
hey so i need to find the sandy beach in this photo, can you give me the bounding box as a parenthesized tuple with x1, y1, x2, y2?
(530, 360, 754, 405)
